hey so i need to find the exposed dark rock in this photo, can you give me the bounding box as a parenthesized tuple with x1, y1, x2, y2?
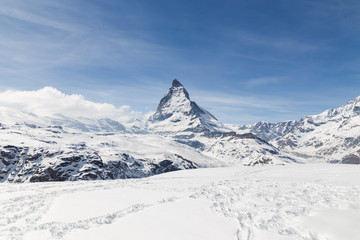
(174, 154, 198, 169)
(159, 160, 173, 168)
(353, 106, 360, 114)
(247, 157, 273, 166)
(344, 136, 360, 148)
(172, 79, 182, 87)
(175, 139, 205, 150)
(341, 154, 360, 164)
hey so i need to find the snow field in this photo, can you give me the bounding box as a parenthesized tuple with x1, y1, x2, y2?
(0, 164, 359, 240)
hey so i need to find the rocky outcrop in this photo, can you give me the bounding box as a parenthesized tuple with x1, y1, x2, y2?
(0, 145, 198, 183)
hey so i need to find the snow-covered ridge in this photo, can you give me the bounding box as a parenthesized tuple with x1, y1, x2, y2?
(227, 120, 297, 142)
(229, 95, 360, 164)
(0, 80, 295, 182)
(147, 79, 293, 166)
(273, 96, 360, 163)
(0, 118, 212, 182)
(310, 95, 360, 122)
(1, 80, 359, 183)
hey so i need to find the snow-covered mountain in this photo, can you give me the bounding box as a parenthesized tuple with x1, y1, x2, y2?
(2, 79, 359, 182)
(274, 96, 360, 164)
(148, 79, 229, 133)
(0, 116, 208, 182)
(0, 105, 215, 182)
(0, 80, 295, 182)
(227, 120, 297, 142)
(229, 96, 360, 164)
(148, 79, 295, 166)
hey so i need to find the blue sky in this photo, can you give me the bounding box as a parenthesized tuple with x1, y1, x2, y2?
(1, 0, 360, 124)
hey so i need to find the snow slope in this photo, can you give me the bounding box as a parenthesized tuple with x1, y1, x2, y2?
(0, 164, 359, 240)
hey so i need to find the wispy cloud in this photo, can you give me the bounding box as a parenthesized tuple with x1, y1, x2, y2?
(0, 1, 189, 83)
(0, 6, 77, 32)
(231, 29, 318, 52)
(244, 77, 282, 87)
(187, 88, 315, 124)
(192, 90, 291, 112)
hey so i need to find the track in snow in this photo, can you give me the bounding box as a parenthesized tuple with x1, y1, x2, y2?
(0, 164, 359, 240)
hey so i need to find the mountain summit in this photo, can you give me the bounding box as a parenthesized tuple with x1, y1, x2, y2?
(171, 79, 183, 88)
(149, 79, 228, 133)
(148, 79, 289, 166)
(152, 79, 215, 121)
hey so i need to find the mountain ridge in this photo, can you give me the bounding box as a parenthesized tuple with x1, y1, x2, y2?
(147, 80, 295, 166)
(1, 79, 359, 182)
(228, 94, 360, 164)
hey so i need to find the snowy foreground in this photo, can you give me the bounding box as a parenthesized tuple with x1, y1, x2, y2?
(1, 164, 359, 240)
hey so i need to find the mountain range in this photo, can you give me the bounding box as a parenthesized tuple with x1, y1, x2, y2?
(1, 79, 359, 182)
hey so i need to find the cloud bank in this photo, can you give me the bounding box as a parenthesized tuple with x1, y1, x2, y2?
(0, 87, 137, 121)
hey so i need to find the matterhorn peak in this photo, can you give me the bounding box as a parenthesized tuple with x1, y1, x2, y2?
(172, 79, 183, 87)
(149, 79, 229, 133)
(168, 79, 190, 100)
(150, 79, 193, 121)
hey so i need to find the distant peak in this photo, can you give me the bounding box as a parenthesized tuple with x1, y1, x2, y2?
(172, 79, 183, 87)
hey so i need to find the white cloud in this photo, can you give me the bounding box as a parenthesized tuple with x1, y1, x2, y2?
(0, 87, 138, 121)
